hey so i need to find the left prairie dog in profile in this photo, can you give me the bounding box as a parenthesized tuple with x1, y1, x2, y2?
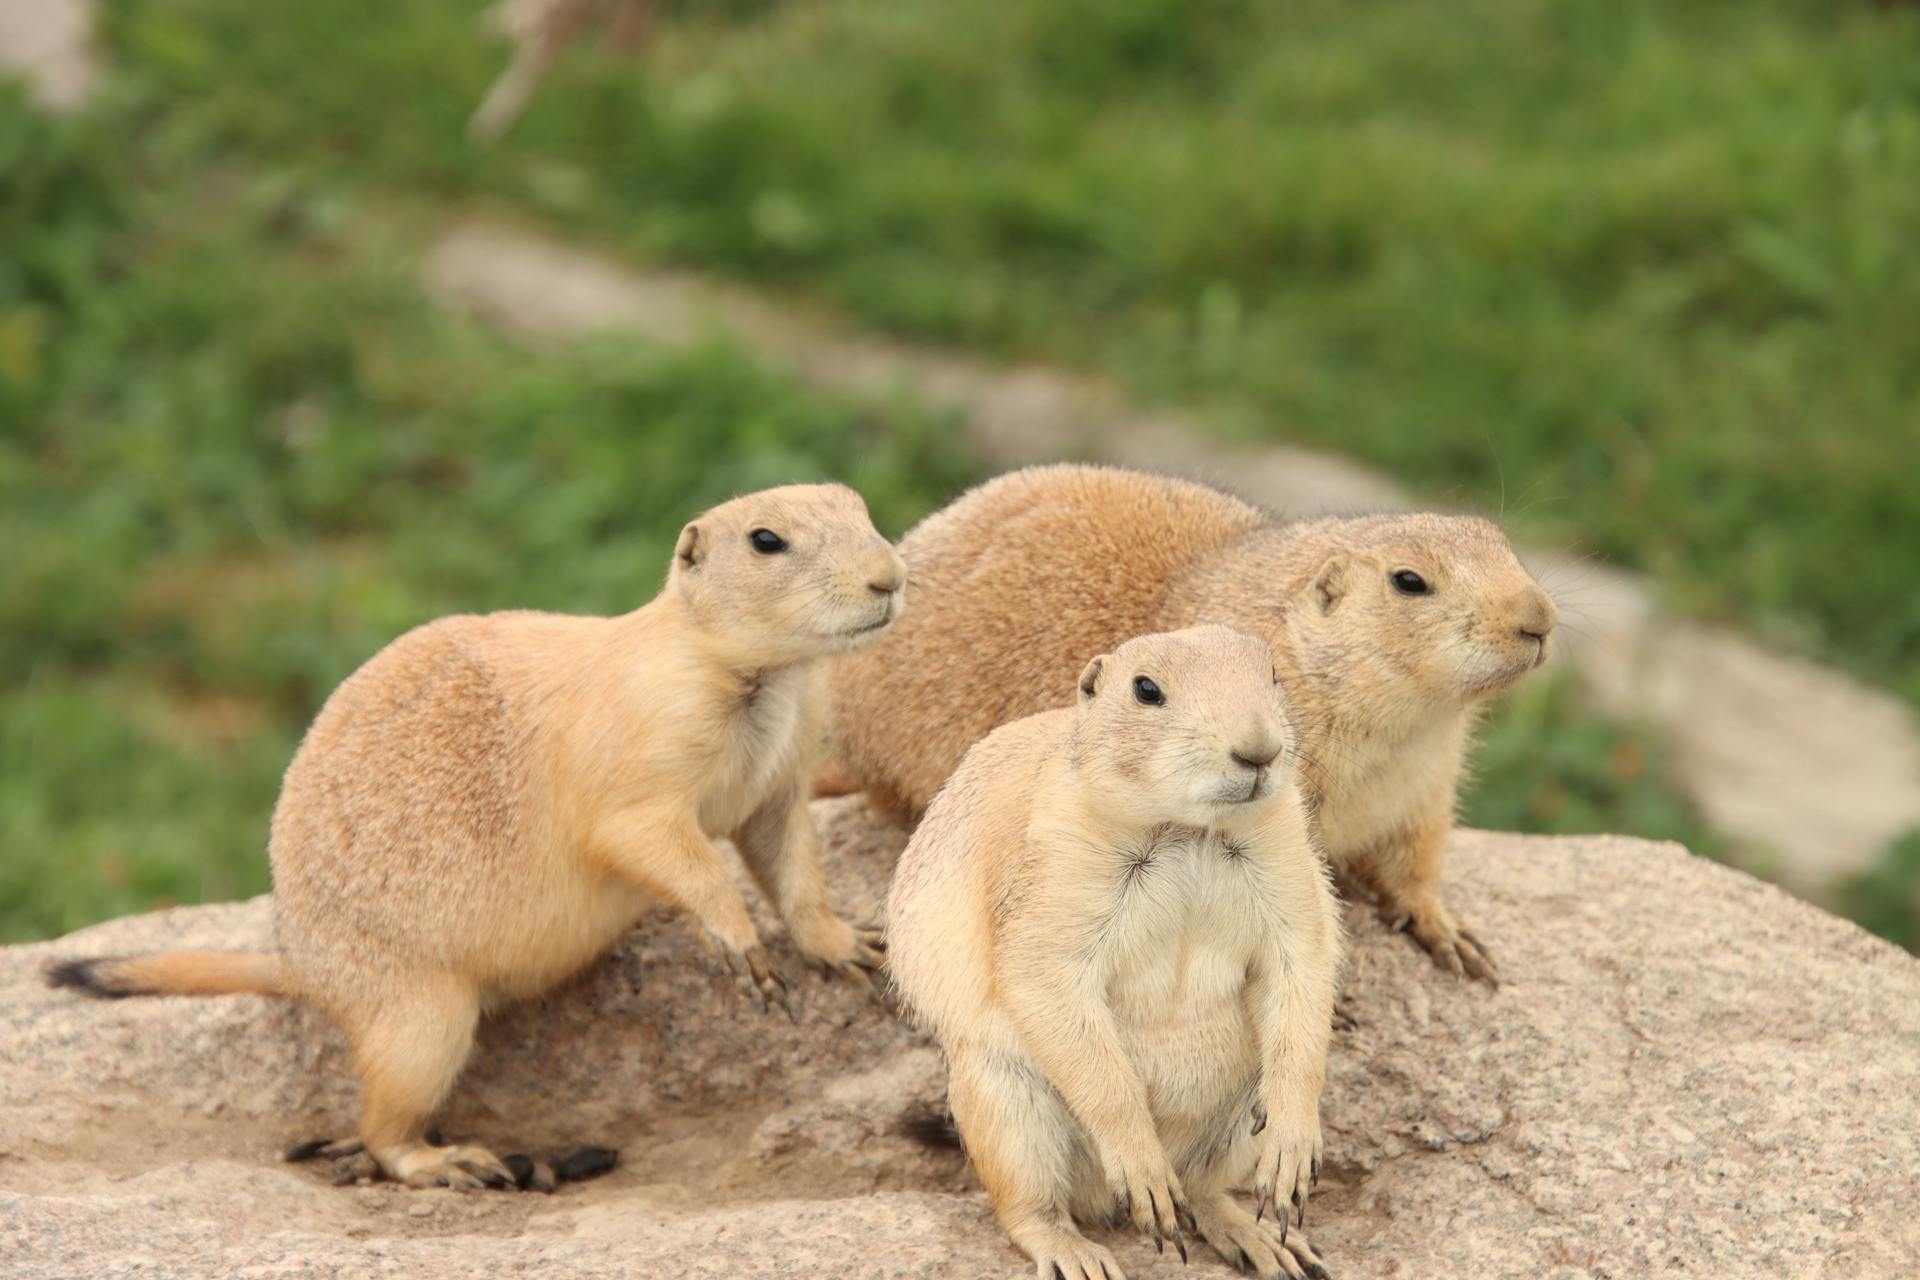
(49, 483, 904, 1192)
(888, 626, 1342, 1280)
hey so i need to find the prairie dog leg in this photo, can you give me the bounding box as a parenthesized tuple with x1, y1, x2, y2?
(948, 1045, 1124, 1280)
(597, 807, 790, 1012)
(734, 786, 884, 987)
(349, 979, 514, 1190)
(1354, 816, 1496, 984)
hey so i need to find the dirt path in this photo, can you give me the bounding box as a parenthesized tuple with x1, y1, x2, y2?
(426, 221, 1920, 892)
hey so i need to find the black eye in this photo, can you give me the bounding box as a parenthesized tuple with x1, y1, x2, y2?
(1133, 676, 1164, 706)
(749, 529, 788, 555)
(1391, 570, 1430, 595)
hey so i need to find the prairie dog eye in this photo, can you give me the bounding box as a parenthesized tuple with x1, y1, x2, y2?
(749, 529, 788, 555)
(1390, 569, 1430, 595)
(1133, 676, 1164, 706)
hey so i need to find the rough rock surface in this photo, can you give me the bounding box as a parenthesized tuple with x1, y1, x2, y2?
(4, 798, 1917, 1278)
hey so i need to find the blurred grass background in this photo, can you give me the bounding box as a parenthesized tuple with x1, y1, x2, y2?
(4, 0, 1916, 945)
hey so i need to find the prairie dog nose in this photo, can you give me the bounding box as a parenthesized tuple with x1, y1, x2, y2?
(865, 544, 907, 596)
(1516, 585, 1557, 640)
(1230, 726, 1285, 772)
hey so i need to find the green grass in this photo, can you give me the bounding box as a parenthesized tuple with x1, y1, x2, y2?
(0, 60, 1720, 945)
(107, 0, 1920, 704)
(0, 86, 974, 941)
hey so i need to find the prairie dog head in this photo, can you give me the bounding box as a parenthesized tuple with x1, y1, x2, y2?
(670, 483, 907, 663)
(1296, 514, 1556, 706)
(1071, 625, 1296, 828)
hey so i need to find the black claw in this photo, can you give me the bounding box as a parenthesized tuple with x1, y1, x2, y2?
(1310, 1156, 1321, 1188)
(1250, 1103, 1267, 1136)
(503, 1154, 535, 1189)
(473, 1163, 512, 1190)
(552, 1146, 619, 1182)
(1173, 1230, 1188, 1265)
(284, 1138, 332, 1163)
(1255, 1189, 1268, 1223)
(1303, 1262, 1332, 1280)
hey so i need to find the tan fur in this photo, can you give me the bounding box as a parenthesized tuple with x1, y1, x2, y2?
(832, 463, 1555, 982)
(888, 626, 1343, 1280)
(54, 483, 906, 1190)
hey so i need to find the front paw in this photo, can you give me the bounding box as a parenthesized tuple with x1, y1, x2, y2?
(1250, 1101, 1322, 1229)
(1104, 1143, 1197, 1261)
(789, 910, 887, 999)
(697, 924, 796, 1020)
(1383, 895, 1497, 984)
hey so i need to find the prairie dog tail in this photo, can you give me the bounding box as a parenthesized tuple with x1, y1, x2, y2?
(811, 757, 863, 799)
(46, 952, 287, 1000)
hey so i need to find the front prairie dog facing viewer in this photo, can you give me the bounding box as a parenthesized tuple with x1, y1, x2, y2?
(834, 464, 1556, 982)
(49, 483, 905, 1190)
(889, 626, 1342, 1280)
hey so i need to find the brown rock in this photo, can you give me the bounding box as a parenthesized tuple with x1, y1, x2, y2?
(2, 799, 1916, 1277)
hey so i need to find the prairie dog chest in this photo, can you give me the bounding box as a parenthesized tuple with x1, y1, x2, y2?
(698, 666, 814, 834)
(1097, 826, 1265, 1025)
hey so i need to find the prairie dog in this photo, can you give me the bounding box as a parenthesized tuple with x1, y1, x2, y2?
(49, 483, 905, 1190)
(889, 626, 1342, 1280)
(833, 464, 1556, 982)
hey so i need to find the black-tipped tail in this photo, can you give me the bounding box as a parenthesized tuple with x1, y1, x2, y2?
(897, 1104, 964, 1151)
(46, 956, 143, 999)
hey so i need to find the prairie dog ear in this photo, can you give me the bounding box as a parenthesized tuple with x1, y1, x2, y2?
(675, 521, 705, 572)
(1077, 655, 1109, 703)
(1310, 555, 1353, 616)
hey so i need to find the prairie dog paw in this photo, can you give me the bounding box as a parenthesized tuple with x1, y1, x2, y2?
(1251, 1102, 1322, 1227)
(1384, 896, 1497, 984)
(385, 1142, 517, 1191)
(697, 926, 796, 1020)
(1195, 1194, 1331, 1280)
(1028, 1230, 1126, 1280)
(789, 911, 887, 998)
(1104, 1143, 1196, 1261)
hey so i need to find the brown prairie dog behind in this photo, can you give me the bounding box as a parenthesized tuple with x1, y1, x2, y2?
(50, 483, 905, 1192)
(888, 625, 1342, 1280)
(835, 463, 1556, 983)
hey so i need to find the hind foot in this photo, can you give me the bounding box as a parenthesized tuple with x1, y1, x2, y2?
(1384, 894, 1497, 985)
(792, 912, 888, 1000)
(1009, 1216, 1126, 1280)
(1193, 1192, 1331, 1279)
(286, 1134, 514, 1190)
(383, 1140, 517, 1190)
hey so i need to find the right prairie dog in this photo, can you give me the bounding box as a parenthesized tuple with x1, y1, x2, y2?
(49, 483, 905, 1191)
(888, 625, 1342, 1280)
(833, 463, 1556, 982)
